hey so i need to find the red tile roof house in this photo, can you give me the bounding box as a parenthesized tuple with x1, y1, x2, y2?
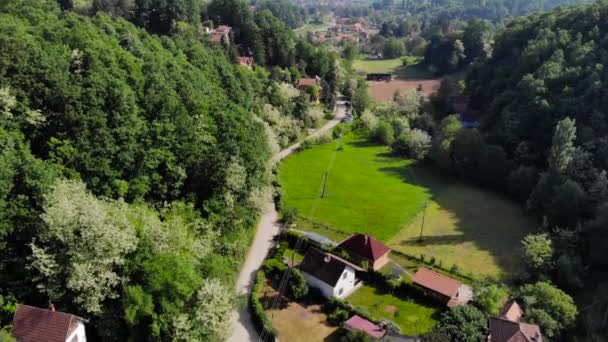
(299, 248, 363, 299)
(336, 233, 391, 270)
(488, 301, 543, 342)
(12, 304, 87, 342)
(296, 76, 322, 90)
(412, 267, 472, 307)
(344, 315, 387, 340)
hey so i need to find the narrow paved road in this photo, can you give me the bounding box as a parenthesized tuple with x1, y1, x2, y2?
(227, 101, 347, 342)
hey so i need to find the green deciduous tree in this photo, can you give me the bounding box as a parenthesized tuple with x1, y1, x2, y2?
(475, 284, 508, 315)
(434, 305, 488, 342)
(521, 233, 553, 270)
(518, 281, 578, 338)
(431, 115, 463, 172)
(548, 118, 576, 174)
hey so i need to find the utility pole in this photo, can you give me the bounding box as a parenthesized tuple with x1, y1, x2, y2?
(418, 201, 428, 243)
(321, 171, 328, 198)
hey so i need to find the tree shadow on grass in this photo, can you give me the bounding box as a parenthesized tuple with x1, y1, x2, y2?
(378, 160, 535, 283)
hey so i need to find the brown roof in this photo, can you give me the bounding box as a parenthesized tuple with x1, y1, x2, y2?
(412, 267, 460, 299)
(238, 57, 254, 66)
(489, 317, 543, 342)
(337, 234, 390, 262)
(500, 300, 524, 322)
(344, 315, 386, 339)
(297, 78, 318, 87)
(299, 249, 361, 286)
(12, 305, 84, 342)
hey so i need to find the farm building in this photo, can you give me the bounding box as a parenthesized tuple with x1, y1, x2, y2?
(337, 233, 391, 270)
(344, 315, 387, 339)
(488, 301, 543, 342)
(366, 73, 393, 82)
(12, 304, 87, 342)
(412, 267, 472, 307)
(448, 96, 481, 128)
(299, 248, 363, 298)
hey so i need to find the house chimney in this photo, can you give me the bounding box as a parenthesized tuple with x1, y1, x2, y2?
(49, 303, 55, 312)
(364, 235, 369, 244)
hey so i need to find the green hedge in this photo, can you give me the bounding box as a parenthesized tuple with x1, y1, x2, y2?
(250, 271, 278, 341)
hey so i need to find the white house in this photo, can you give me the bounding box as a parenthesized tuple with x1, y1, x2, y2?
(299, 248, 363, 298)
(12, 304, 87, 342)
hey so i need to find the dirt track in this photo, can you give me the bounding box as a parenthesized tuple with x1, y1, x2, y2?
(227, 101, 347, 342)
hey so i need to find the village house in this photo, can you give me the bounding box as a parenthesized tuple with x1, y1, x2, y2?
(11, 304, 87, 342)
(296, 76, 322, 90)
(412, 267, 472, 307)
(299, 248, 363, 299)
(238, 56, 254, 68)
(336, 233, 391, 270)
(209, 25, 232, 45)
(344, 315, 387, 340)
(488, 300, 543, 342)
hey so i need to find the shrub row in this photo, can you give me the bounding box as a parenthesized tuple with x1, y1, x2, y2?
(391, 250, 478, 283)
(250, 271, 278, 341)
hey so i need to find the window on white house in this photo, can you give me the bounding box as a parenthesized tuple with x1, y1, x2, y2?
(342, 272, 347, 280)
(339, 288, 344, 295)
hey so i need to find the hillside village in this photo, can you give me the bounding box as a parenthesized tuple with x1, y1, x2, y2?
(0, 0, 605, 342)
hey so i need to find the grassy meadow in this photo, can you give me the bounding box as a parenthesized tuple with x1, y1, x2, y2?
(352, 57, 435, 79)
(279, 132, 537, 281)
(348, 285, 440, 335)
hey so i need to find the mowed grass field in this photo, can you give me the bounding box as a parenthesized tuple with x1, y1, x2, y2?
(352, 57, 435, 79)
(279, 132, 537, 281)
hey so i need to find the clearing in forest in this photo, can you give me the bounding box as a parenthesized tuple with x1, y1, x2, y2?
(279, 133, 536, 281)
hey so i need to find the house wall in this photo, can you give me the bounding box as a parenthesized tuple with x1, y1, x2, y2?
(332, 267, 356, 299)
(302, 272, 335, 298)
(302, 267, 357, 299)
(65, 322, 86, 342)
(372, 253, 390, 270)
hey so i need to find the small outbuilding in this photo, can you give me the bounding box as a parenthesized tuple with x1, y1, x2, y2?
(297, 76, 322, 90)
(299, 248, 363, 298)
(12, 304, 87, 342)
(344, 315, 387, 339)
(337, 233, 391, 270)
(412, 267, 472, 307)
(487, 300, 543, 342)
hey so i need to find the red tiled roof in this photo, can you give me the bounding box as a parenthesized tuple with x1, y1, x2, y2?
(489, 317, 543, 342)
(337, 234, 390, 262)
(211, 33, 224, 43)
(412, 267, 460, 299)
(12, 305, 84, 342)
(297, 78, 318, 87)
(344, 315, 386, 339)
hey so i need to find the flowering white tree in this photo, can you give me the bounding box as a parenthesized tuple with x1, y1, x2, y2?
(31, 179, 137, 314)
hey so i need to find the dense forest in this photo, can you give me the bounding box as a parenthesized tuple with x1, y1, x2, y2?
(0, 0, 339, 340)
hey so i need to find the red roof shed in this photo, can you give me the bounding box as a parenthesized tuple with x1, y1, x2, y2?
(344, 315, 386, 339)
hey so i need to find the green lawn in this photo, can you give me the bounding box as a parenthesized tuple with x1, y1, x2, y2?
(352, 57, 434, 79)
(348, 285, 440, 335)
(279, 132, 537, 281)
(280, 133, 432, 241)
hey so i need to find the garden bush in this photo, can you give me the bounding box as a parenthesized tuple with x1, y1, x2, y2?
(328, 308, 350, 325)
(250, 271, 278, 341)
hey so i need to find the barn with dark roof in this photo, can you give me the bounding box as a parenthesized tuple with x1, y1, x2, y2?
(11, 304, 87, 342)
(299, 248, 362, 298)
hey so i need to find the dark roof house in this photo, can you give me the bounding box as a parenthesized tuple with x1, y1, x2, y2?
(299, 248, 362, 286)
(337, 233, 391, 269)
(12, 304, 87, 342)
(488, 300, 543, 342)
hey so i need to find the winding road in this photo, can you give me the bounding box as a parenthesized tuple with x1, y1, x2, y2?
(227, 100, 347, 342)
